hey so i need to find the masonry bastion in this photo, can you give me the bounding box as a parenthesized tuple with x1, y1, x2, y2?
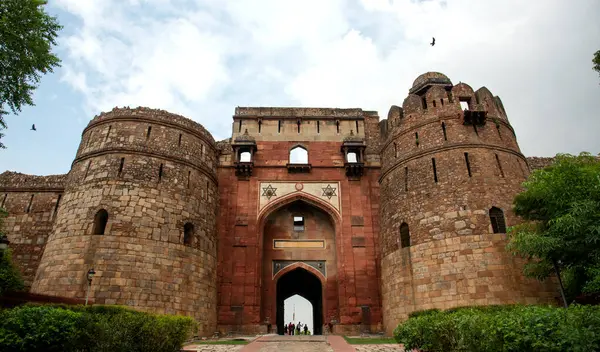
(378, 72, 557, 334)
(28, 107, 219, 334)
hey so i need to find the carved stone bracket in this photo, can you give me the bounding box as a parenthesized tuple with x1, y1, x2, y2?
(286, 163, 311, 173)
(235, 162, 253, 179)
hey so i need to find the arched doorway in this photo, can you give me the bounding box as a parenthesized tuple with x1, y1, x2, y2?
(259, 196, 340, 336)
(276, 267, 323, 335)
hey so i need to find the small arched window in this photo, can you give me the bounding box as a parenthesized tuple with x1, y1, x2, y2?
(183, 222, 194, 246)
(489, 207, 506, 233)
(289, 146, 308, 164)
(400, 222, 410, 248)
(93, 209, 108, 235)
(240, 151, 252, 162)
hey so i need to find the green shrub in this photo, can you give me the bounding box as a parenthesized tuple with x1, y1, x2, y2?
(408, 308, 441, 319)
(0, 305, 85, 352)
(395, 304, 600, 352)
(0, 304, 196, 352)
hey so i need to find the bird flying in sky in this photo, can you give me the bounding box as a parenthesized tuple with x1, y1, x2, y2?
(430, 37, 435, 46)
(30, 124, 36, 131)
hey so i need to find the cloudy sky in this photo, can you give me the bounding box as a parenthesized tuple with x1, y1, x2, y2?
(0, 0, 599, 175)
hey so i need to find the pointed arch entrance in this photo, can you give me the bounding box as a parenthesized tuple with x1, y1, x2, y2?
(276, 267, 323, 335)
(259, 194, 340, 336)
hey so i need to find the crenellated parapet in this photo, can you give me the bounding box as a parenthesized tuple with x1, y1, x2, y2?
(378, 72, 557, 335)
(381, 72, 523, 179)
(0, 171, 66, 192)
(87, 106, 215, 143)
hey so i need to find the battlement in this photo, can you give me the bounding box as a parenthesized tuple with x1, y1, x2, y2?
(234, 107, 378, 119)
(381, 72, 511, 142)
(229, 106, 379, 144)
(87, 106, 215, 144)
(0, 171, 66, 191)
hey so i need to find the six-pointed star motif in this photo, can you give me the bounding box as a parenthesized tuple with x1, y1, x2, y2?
(322, 184, 337, 199)
(262, 184, 277, 200)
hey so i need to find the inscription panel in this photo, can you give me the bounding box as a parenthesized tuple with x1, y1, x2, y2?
(273, 239, 325, 249)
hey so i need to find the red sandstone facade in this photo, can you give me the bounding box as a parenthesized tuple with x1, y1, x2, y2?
(0, 72, 558, 336)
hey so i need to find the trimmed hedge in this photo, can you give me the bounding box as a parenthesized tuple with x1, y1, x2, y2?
(0, 304, 196, 352)
(395, 304, 600, 352)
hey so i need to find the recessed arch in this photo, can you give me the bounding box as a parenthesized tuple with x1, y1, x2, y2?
(276, 267, 323, 335)
(273, 261, 327, 283)
(183, 222, 194, 246)
(400, 222, 410, 248)
(92, 209, 108, 235)
(259, 193, 339, 336)
(258, 193, 341, 228)
(489, 207, 506, 233)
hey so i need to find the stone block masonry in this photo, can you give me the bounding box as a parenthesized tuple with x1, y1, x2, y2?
(0, 72, 561, 337)
(0, 172, 65, 287)
(30, 107, 218, 335)
(378, 72, 557, 335)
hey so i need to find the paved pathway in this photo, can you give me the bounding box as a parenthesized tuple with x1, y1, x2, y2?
(183, 335, 408, 352)
(241, 335, 334, 352)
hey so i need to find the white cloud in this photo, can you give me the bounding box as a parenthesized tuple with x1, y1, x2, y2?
(52, 0, 600, 156)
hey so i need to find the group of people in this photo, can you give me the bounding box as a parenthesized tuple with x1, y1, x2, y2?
(283, 321, 309, 335)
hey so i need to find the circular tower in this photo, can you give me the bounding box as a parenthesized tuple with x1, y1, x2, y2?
(379, 73, 556, 334)
(31, 107, 218, 334)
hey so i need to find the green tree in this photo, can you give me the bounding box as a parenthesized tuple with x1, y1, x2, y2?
(594, 50, 600, 80)
(506, 153, 600, 303)
(0, 207, 25, 295)
(0, 0, 62, 148)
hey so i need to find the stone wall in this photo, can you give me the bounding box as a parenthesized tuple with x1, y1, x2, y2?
(379, 73, 557, 335)
(0, 172, 65, 286)
(526, 156, 555, 171)
(28, 107, 219, 335)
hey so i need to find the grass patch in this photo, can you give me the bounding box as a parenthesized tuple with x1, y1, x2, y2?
(343, 336, 397, 344)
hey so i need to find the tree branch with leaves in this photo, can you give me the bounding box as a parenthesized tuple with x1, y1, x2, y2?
(0, 0, 62, 148)
(594, 50, 600, 81)
(507, 153, 600, 304)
